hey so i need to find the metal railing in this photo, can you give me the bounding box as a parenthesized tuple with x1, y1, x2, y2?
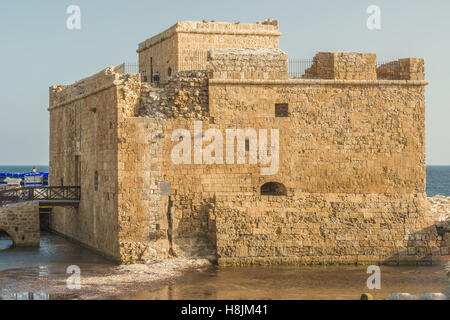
(288, 58, 314, 78)
(0, 186, 81, 206)
(116, 62, 140, 74)
(116, 58, 406, 81)
(376, 61, 402, 80)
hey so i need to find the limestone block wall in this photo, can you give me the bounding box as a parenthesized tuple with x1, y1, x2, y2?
(137, 19, 281, 83)
(137, 30, 178, 83)
(0, 202, 40, 247)
(213, 193, 448, 266)
(207, 80, 426, 193)
(118, 71, 212, 262)
(114, 50, 434, 265)
(48, 67, 130, 261)
(303, 52, 377, 80)
(200, 50, 432, 264)
(49, 46, 435, 265)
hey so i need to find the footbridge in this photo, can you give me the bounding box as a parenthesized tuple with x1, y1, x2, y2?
(0, 186, 80, 207)
(0, 186, 80, 247)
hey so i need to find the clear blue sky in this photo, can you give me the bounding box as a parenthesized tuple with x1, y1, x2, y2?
(0, 0, 449, 165)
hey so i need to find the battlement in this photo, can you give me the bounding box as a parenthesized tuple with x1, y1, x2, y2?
(207, 48, 288, 80)
(378, 58, 425, 80)
(303, 52, 377, 80)
(303, 52, 425, 80)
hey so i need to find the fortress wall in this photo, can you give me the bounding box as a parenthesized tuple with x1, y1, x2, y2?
(118, 71, 214, 262)
(214, 193, 441, 266)
(48, 45, 434, 265)
(114, 50, 434, 264)
(115, 73, 173, 262)
(138, 20, 280, 83)
(48, 68, 127, 261)
(207, 81, 426, 194)
(201, 71, 434, 264)
(116, 117, 171, 263)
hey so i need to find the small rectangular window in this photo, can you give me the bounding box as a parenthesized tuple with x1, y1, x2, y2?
(275, 103, 289, 117)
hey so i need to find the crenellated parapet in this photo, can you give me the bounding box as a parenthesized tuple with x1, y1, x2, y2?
(303, 52, 377, 80)
(207, 48, 288, 80)
(377, 58, 425, 80)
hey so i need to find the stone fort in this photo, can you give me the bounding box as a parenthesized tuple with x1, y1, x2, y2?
(48, 19, 448, 265)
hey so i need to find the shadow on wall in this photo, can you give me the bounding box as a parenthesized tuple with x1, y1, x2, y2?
(166, 190, 450, 266)
(383, 224, 449, 265)
(172, 200, 217, 261)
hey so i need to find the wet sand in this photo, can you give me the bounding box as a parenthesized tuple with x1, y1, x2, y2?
(0, 232, 212, 300)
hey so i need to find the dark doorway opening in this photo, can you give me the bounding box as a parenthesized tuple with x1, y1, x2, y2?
(39, 207, 51, 231)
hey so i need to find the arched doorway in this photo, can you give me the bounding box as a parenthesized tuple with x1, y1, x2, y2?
(260, 182, 287, 196)
(0, 229, 14, 250)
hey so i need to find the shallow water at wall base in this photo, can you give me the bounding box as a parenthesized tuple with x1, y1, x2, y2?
(124, 263, 449, 300)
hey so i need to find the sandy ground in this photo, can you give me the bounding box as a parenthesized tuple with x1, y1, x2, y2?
(6, 258, 213, 300)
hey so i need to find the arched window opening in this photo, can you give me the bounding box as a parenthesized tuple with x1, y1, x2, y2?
(260, 182, 287, 196)
(0, 229, 14, 250)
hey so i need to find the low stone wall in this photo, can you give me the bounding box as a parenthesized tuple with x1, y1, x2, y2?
(0, 202, 40, 247)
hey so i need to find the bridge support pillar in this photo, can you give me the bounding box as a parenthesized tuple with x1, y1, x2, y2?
(0, 202, 40, 247)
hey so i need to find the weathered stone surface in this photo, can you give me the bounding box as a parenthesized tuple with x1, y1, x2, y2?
(137, 19, 280, 83)
(303, 52, 377, 80)
(47, 19, 446, 265)
(0, 202, 40, 247)
(138, 71, 209, 120)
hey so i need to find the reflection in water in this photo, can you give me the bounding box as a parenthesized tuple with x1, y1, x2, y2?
(0, 230, 14, 250)
(0, 231, 116, 299)
(0, 239, 13, 251)
(128, 264, 449, 300)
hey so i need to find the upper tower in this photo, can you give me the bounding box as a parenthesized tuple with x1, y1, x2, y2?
(137, 18, 281, 83)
